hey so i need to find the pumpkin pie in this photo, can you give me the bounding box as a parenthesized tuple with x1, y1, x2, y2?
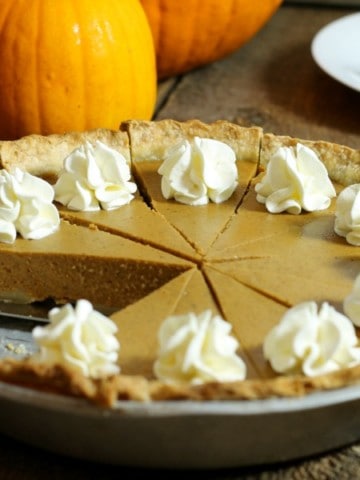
(0, 119, 360, 406)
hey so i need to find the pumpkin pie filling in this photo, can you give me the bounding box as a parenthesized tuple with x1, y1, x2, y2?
(58, 192, 199, 262)
(0, 219, 193, 309)
(0, 119, 359, 406)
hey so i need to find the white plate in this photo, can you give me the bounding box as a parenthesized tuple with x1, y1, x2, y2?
(1, 319, 360, 469)
(311, 12, 360, 92)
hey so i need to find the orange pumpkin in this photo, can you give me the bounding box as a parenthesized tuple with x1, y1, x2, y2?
(0, 0, 156, 140)
(140, 0, 283, 79)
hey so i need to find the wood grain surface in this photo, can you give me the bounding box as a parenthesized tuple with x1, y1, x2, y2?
(1, 4, 360, 479)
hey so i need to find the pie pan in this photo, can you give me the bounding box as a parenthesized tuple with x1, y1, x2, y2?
(0, 317, 360, 469)
(0, 379, 359, 469)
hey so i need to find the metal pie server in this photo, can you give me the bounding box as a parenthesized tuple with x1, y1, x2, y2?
(0, 302, 50, 323)
(0, 301, 118, 324)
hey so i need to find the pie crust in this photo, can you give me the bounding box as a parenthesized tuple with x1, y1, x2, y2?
(0, 128, 129, 184)
(261, 132, 360, 186)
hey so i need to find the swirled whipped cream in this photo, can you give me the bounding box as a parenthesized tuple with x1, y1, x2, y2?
(0, 168, 60, 244)
(334, 184, 360, 246)
(32, 299, 120, 379)
(255, 144, 336, 214)
(54, 141, 137, 211)
(158, 137, 238, 205)
(344, 274, 360, 327)
(153, 310, 246, 384)
(263, 301, 360, 377)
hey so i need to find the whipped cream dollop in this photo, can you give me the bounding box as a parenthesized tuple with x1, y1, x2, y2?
(263, 301, 360, 377)
(255, 144, 336, 214)
(334, 184, 360, 246)
(54, 141, 137, 211)
(32, 299, 120, 379)
(158, 137, 238, 206)
(153, 310, 246, 384)
(344, 274, 360, 327)
(0, 168, 60, 244)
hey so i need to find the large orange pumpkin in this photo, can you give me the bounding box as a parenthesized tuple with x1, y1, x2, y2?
(0, 0, 156, 140)
(140, 0, 283, 79)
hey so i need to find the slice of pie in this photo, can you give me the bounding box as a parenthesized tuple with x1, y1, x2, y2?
(58, 193, 199, 262)
(203, 265, 286, 380)
(111, 268, 217, 378)
(0, 219, 193, 309)
(123, 119, 261, 255)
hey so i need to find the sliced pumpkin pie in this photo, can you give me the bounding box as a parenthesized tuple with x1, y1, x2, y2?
(0, 120, 360, 406)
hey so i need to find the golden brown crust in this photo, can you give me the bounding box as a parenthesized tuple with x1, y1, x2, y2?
(3, 120, 359, 187)
(0, 358, 98, 400)
(0, 128, 130, 184)
(1, 358, 360, 408)
(121, 118, 263, 164)
(260, 133, 360, 186)
(1, 121, 359, 187)
(0, 358, 150, 407)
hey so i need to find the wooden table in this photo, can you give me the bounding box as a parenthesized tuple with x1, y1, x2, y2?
(1, 4, 360, 479)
